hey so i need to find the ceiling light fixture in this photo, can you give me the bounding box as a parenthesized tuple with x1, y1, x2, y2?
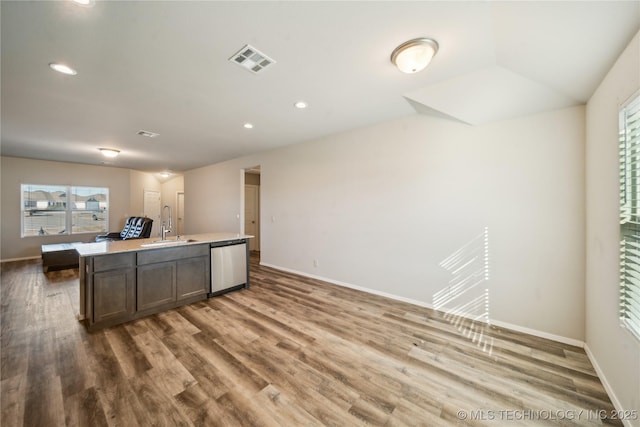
(160, 172, 171, 178)
(294, 101, 308, 109)
(99, 148, 120, 158)
(48, 62, 78, 76)
(71, 0, 94, 6)
(390, 38, 439, 74)
(243, 123, 254, 129)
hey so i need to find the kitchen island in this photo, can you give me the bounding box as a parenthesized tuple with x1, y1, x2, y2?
(76, 233, 252, 331)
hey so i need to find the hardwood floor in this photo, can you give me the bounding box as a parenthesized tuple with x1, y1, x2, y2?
(1, 256, 623, 426)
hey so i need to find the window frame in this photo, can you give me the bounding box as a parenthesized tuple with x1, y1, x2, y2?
(21, 183, 109, 238)
(619, 91, 640, 342)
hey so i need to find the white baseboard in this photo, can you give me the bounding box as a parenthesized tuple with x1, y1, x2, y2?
(584, 344, 634, 427)
(259, 262, 435, 309)
(1, 255, 40, 263)
(488, 319, 585, 348)
(259, 261, 585, 348)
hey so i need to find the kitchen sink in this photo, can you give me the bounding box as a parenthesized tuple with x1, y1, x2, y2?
(140, 239, 197, 247)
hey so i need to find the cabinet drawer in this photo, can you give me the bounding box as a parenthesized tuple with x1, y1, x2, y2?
(93, 252, 136, 272)
(137, 244, 209, 265)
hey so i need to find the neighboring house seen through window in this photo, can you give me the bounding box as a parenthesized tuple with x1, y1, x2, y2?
(21, 184, 109, 237)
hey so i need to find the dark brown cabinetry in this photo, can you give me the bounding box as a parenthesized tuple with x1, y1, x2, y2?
(93, 270, 135, 323)
(137, 262, 176, 311)
(137, 245, 209, 314)
(177, 256, 209, 301)
(85, 244, 210, 330)
(92, 253, 136, 325)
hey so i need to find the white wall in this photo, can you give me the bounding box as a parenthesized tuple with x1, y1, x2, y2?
(585, 30, 640, 424)
(127, 172, 184, 238)
(1, 157, 130, 260)
(129, 170, 162, 237)
(185, 160, 247, 235)
(0, 157, 171, 260)
(186, 106, 586, 342)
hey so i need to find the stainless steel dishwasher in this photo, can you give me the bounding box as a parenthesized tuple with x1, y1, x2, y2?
(210, 239, 248, 296)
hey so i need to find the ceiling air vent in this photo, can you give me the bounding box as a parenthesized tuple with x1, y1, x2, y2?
(137, 130, 159, 138)
(229, 44, 275, 74)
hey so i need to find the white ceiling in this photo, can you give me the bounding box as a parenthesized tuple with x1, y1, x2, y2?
(1, 1, 639, 174)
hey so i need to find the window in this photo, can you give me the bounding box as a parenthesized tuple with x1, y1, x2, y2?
(619, 93, 640, 340)
(21, 184, 109, 237)
(71, 186, 109, 234)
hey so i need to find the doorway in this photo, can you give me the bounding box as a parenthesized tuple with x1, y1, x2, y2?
(176, 191, 185, 235)
(244, 166, 260, 252)
(143, 189, 161, 237)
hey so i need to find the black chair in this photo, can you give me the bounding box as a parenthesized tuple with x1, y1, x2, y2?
(95, 216, 153, 242)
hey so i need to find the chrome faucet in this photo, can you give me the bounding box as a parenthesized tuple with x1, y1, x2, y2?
(161, 205, 172, 240)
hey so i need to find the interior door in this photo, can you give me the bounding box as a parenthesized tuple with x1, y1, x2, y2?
(244, 185, 259, 251)
(177, 192, 185, 235)
(143, 190, 161, 237)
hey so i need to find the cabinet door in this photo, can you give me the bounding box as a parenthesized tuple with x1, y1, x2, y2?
(176, 256, 210, 301)
(137, 262, 176, 311)
(93, 268, 135, 324)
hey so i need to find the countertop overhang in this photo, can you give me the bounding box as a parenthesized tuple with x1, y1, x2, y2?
(75, 233, 253, 257)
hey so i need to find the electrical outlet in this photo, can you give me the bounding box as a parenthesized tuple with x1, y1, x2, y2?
(313, 259, 319, 267)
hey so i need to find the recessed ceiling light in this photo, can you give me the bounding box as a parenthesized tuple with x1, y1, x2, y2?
(294, 101, 308, 109)
(243, 123, 254, 129)
(99, 148, 120, 158)
(71, 0, 94, 6)
(49, 62, 77, 76)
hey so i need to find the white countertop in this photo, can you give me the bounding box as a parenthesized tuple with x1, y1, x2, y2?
(75, 232, 252, 257)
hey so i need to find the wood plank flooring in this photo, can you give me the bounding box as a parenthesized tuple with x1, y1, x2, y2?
(1, 255, 624, 426)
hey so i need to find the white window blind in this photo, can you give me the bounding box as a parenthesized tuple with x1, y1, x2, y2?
(619, 93, 640, 341)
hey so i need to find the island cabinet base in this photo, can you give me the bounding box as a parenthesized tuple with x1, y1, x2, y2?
(84, 244, 210, 331)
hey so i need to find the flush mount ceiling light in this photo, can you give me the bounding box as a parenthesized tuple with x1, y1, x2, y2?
(243, 123, 254, 129)
(294, 101, 308, 109)
(390, 38, 439, 74)
(159, 171, 171, 178)
(48, 62, 78, 76)
(99, 148, 120, 158)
